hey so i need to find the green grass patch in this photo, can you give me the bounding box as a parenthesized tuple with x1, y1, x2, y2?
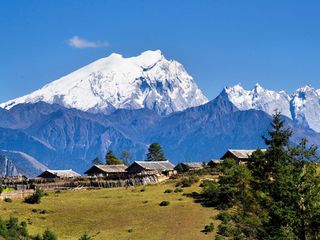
(0, 181, 217, 240)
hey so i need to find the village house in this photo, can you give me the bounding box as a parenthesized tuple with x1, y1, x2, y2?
(220, 149, 266, 164)
(126, 161, 176, 177)
(207, 159, 222, 168)
(174, 162, 204, 173)
(37, 169, 81, 179)
(84, 165, 127, 179)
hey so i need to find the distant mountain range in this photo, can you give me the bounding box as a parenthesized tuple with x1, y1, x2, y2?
(223, 84, 320, 132)
(0, 50, 319, 176)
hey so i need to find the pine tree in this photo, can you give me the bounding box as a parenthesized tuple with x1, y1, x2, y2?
(146, 143, 166, 161)
(105, 150, 123, 165)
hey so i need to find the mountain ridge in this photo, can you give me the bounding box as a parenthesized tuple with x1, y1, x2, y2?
(221, 83, 320, 132)
(0, 50, 208, 115)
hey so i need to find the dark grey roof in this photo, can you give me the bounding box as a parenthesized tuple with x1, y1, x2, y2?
(208, 159, 222, 164)
(133, 161, 174, 171)
(93, 164, 127, 173)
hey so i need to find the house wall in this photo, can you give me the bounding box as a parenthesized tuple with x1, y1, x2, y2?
(126, 163, 145, 174)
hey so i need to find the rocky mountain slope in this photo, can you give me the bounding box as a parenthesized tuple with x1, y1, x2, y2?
(0, 155, 19, 177)
(0, 98, 318, 176)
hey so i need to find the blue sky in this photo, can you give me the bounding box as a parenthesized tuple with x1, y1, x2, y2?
(1, 0, 320, 102)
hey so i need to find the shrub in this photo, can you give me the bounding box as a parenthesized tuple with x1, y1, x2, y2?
(24, 188, 45, 204)
(42, 229, 57, 240)
(202, 222, 214, 233)
(177, 175, 200, 188)
(127, 228, 133, 233)
(174, 187, 183, 193)
(79, 233, 93, 240)
(159, 200, 170, 206)
(4, 197, 12, 203)
(40, 209, 47, 214)
(164, 189, 173, 193)
(0, 217, 29, 239)
(216, 211, 232, 224)
(215, 235, 224, 240)
(217, 223, 233, 237)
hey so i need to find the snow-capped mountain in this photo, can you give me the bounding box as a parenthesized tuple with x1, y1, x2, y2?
(0, 50, 208, 115)
(221, 84, 320, 132)
(291, 86, 320, 132)
(222, 84, 291, 118)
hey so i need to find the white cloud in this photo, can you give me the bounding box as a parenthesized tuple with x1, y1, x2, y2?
(68, 36, 109, 48)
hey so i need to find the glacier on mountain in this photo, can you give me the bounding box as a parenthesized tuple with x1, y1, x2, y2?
(221, 84, 320, 132)
(0, 50, 208, 115)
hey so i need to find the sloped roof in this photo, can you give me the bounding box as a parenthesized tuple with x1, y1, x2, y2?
(223, 149, 266, 159)
(91, 164, 127, 173)
(133, 161, 174, 171)
(46, 169, 81, 178)
(182, 162, 203, 168)
(208, 159, 222, 164)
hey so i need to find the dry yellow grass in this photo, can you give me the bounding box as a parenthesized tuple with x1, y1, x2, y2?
(0, 181, 218, 239)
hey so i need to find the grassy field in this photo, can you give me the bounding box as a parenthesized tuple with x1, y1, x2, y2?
(0, 180, 218, 239)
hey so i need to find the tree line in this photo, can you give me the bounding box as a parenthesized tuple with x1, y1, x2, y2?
(200, 112, 320, 239)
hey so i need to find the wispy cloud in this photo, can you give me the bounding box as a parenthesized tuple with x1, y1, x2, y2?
(68, 36, 109, 48)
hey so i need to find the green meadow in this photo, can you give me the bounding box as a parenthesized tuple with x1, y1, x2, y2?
(0, 180, 218, 240)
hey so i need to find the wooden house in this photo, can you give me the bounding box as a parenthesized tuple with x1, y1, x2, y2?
(37, 169, 81, 179)
(174, 162, 203, 173)
(126, 161, 175, 176)
(207, 159, 222, 168)
(220, 149, 266, 164)
(84, 165, 127, 179)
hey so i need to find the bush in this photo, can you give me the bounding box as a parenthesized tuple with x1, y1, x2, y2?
(42, 229, 57, 240)
(217, 223, 233, 237)
(79, 233, 93, 240)
(216, 211, 232, 224)
(164, 189, 173, 193)
(4, 197, 12, 203)
(201, 181, 236, 209)
(0, 217, 29, 239)
(215, 235, 225, 240)
(202, 222, 214, 233)
(159, 200, 170, 206)
(24, 188, 45, 204)
(174, 187, 183, 193)
(177, 175, 200, 188)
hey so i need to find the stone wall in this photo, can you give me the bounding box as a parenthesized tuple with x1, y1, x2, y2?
(0, 189, 34, 200)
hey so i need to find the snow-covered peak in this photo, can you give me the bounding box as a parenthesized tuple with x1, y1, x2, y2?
(291, 85, 320, 132)
(222, 84, 320, 133)
(222, 84, 291, 118)
(0, 50, 208, 115)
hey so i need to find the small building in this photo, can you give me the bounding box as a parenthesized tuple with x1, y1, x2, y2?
(84, 165, 127, 179)
(220, 149, 266, 164)
(126, 161, 176, 176)
(37, 169, 81, 179)
(174, 162, 204, 173)
(207, 159, 222, 168)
